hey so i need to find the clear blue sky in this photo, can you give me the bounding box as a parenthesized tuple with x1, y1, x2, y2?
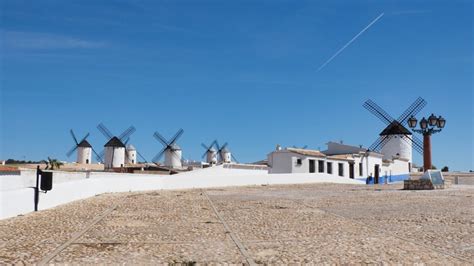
(1, 0, 472, 170)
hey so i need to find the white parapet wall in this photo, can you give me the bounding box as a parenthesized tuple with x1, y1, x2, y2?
(0, 165, 363, 220)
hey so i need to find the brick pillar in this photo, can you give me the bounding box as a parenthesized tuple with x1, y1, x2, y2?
(423, 133, 432, 171)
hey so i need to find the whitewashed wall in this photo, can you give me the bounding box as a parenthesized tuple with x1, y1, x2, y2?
(104, 147, 125, 168)
(0, 166, 364, 220)
(381, 134, 412, 163)
(77, 147, 92, 164)
(381, 158, 410, 176)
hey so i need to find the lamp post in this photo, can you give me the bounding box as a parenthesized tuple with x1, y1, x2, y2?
(408, 114, 446, 171)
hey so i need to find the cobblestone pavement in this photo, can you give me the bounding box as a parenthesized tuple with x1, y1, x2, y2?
(1, 183, 473, 264)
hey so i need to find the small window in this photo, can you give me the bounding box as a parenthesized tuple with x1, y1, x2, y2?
(359, 163, 363, 176)
(296, 158, 302, 165)
(318, 160, 325, 173)
(327, 162, 333, 174)
(338, 163, 344, 177)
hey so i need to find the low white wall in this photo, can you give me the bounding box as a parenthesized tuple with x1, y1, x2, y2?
(0, 166, 363, 220)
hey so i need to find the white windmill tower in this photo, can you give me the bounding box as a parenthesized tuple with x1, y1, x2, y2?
(97, 123, 136, 169)
(152, 129, 184, 168)
(66, 129, 99, 164)
(379, 122, 413, 162)
(122, 137, 148, 165)
(201, 140, 218, 165)
(216, 141, 238, 164)
(125, 144, 137, 164)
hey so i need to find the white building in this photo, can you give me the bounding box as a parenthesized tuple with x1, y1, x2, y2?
(125, 144, 137, 164)
(76, 139, 92, 164)
(268, 141, 411, 184)
(206, 147, 218, 165)
(219, 147, 232, 163)
(164, 143, 182, 168)
(104, 137, 126, 169)
(379, 121, 413, 163)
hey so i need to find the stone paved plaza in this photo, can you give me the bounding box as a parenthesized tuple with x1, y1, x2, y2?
(0, 183, 473, 264)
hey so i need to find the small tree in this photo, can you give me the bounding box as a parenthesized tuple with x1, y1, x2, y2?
(441, 166, 449, 172)
(46, 157, 63, 170)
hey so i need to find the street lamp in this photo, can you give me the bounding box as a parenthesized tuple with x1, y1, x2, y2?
(408, 114, 446, 172)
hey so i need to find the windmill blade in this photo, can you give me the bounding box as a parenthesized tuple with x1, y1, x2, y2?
(169, 128, 184, 145)
(98, 149, 105, 162)
(97, 123, 113, 140)
(231, 154, 239, 163)
(363, 99, 394, 125)
(152, 147, 167, 163)
(202, 149, 209, 159)
(412, 135, 424, 152)
(214, 141, 222, 160)
(137, 151, 148, 163)
(397, 97, 427, 125)
(66, 145, 78, 157)
(70, 129, 79, 145)
(124, 138, 130, 145)
(368, 136, 389, 152)
(91, 147, 102, 163)
(119, 126, 136, 142)
(153, 132, 169, 147)
(220, 142, 228, 151)
(201, 143, 210, 151)
(78, 132, 90, 144)
(401, 134, 423, 155)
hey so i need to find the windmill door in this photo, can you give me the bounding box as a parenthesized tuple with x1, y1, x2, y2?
(374, 164, 380, 184)
(309, 160, 316, 173)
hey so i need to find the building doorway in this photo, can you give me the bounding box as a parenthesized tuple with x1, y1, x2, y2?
(349, 163, 354, 179)
(309, 159, 315, 173)
(374, 164, 380, 184)
(86, 159, 89, 164)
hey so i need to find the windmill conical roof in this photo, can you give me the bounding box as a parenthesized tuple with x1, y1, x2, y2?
(104, 136, 126, 147)
(78, 139, 92, 148)
(221, 147, 230, 153)
(379, 121, 412, 136)
(126, 144, 136, 151)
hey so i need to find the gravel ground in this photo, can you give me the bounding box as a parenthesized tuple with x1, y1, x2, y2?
(0, 183, 472, 264)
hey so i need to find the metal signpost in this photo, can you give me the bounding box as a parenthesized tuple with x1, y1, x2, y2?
(34, 165, 53, 211)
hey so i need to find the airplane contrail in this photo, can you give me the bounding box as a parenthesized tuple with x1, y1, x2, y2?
(316, 12, 384, 72)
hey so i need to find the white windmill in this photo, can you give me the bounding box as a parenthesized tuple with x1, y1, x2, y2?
(125, 144, 137, 164)
(152, 129, 184, 168)
(216, 141, 238, 164)
(122, 137, 148, 165)
(97, 123, 136, 169)
(201, 140, 218, 165)
(66, 129, 99, 164)
(363, 97, 426, 163)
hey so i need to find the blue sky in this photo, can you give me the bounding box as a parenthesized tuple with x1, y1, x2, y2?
(0, 0, 472, 170)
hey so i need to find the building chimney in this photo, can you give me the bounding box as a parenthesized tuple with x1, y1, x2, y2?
(276, 144, 282, 151)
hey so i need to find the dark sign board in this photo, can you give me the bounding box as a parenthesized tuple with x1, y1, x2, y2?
(40, 171, 53, 191)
